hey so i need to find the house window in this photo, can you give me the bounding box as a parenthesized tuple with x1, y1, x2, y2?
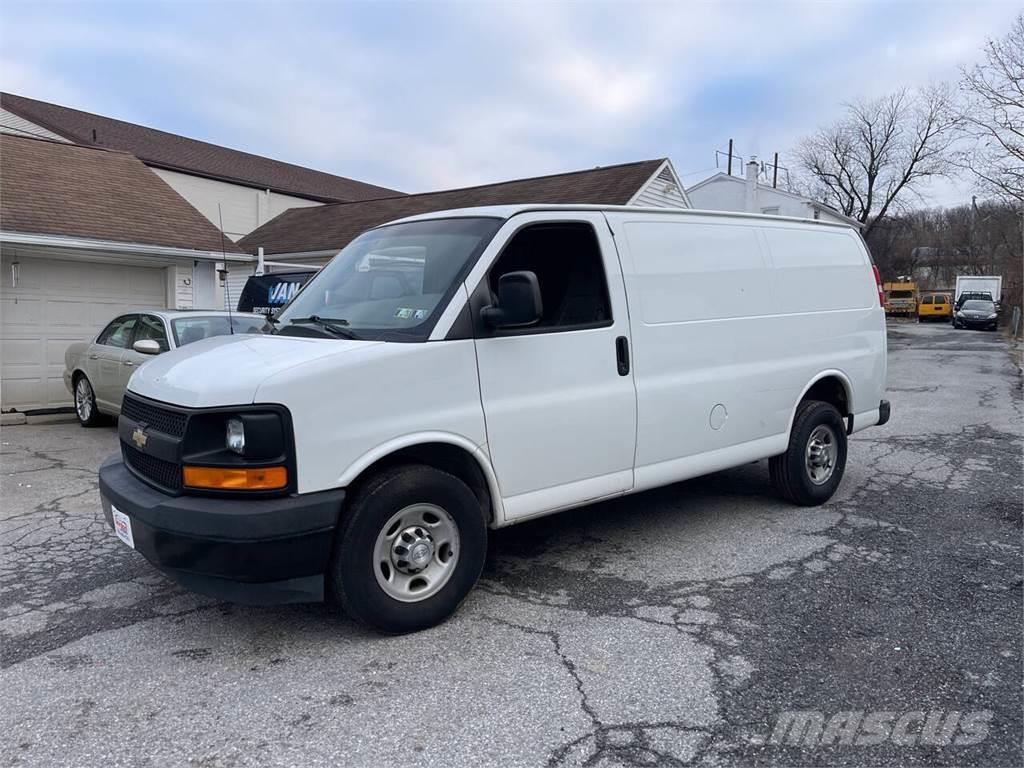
(813, 209, 821, 220)
(761, 206, 780, 216)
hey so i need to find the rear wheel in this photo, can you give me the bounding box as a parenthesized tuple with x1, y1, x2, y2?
(770, 400, 847, 506)
(329, 464, 487, 634)
(74, 375, 105, 427)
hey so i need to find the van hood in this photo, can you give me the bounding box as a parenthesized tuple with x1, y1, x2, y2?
(128, 334, 380, 407)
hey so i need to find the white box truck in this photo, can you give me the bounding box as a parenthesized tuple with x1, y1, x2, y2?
(955, 275, 1003, 308)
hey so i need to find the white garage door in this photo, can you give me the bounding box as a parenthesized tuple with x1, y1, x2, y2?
(1, 255, 167, 411)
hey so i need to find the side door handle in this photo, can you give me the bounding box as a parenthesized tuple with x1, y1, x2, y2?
(88, 354, 99, 360)
(121, 360, 134, 367)
(615, 336, 630, 376)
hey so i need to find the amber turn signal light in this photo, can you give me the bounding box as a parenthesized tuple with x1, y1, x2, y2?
(182, 465, 287, 490)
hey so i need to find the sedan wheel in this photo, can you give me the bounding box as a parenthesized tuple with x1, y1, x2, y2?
(74, 376, 104, 427)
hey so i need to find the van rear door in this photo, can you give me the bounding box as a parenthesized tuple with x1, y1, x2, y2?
(468, 212, 636, 521)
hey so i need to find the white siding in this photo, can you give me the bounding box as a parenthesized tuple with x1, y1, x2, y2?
(0, 108, 69, 141)
(152, 169, 323, 241)
(631, 164, 690, 209)
(223, 263, 257, 311)
(167, 264, 195, 309)
(687, 175, 859, 228)
(687, 177, 747, 213)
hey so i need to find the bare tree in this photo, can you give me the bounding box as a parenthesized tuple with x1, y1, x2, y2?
(795, 85, 961, 237)
(959, 14, 1024, 203)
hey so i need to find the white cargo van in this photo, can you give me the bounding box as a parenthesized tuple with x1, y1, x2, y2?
(98, 205, 890, 633)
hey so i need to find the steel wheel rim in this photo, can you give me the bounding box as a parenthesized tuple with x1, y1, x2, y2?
(805, 424, 838, 485)
(75, 379, 92, 421)
(373, 503, 460, 603)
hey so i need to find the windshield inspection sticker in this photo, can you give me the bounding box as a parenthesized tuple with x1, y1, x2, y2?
(413, 308, 430, 320)
(394, 308, 415, 319)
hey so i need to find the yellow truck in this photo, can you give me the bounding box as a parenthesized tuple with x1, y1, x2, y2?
(883, 281, 918, 317)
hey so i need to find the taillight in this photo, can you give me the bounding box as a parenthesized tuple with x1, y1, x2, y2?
(872, 265, 884, 307)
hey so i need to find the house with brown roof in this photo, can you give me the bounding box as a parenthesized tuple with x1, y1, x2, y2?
(0, 92, 403, 241)
(0, 92, 691, 412)
(0, 134, 253, 412)
(238, 158, 690, 270)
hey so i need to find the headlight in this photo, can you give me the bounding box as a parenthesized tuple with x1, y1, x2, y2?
(226, 417, 245, 454)
(988, 313, 997, 320)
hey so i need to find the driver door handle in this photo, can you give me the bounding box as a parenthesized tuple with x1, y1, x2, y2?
(615, 336, 630, 376)
(121, 360, 134, 367)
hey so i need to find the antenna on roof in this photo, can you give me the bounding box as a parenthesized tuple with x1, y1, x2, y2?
(217, 203, 234, 334)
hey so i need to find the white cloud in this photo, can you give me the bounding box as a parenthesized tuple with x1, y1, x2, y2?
(0, 0, 1018, 207)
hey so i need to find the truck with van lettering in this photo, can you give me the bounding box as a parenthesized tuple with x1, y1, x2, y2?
(98, 205, 890, 633)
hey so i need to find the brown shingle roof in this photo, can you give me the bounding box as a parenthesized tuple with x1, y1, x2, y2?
(238, 158, 666, 255)
(1, 134, 243, 253)
(1, 92, 402, 202)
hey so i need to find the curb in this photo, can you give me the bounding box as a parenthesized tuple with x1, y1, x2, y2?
(0, 413, 27, 426)
(25, 413, 79, 425)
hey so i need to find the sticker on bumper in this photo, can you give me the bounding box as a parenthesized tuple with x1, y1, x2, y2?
(112, 505, 135, 549)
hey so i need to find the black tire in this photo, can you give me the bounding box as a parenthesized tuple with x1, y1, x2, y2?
(329, 464, 487, 634)
(769, 400, 847, 506)
(73, 374, 105, 427)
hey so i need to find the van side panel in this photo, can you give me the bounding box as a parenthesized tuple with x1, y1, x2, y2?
(762, 227, 877, 312)
(609, 212, 884, 493)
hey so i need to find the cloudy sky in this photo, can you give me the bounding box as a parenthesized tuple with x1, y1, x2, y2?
(1, 0, 1018, 206)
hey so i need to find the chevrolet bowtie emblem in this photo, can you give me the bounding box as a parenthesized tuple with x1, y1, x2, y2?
(132, 427, 148, 449)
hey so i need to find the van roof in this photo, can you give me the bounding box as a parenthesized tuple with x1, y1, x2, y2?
(382, 204, 859, 231)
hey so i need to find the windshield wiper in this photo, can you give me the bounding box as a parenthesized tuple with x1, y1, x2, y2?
(285, 315, 360, 339)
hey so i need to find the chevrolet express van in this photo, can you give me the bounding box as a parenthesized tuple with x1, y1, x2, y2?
(99, 205, 890, 633)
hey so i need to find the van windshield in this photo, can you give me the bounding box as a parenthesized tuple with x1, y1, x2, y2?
(274, 217, 502, 341)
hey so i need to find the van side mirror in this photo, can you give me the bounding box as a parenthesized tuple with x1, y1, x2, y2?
(133, 339, 161, 355)
(481, 271, 543, 328)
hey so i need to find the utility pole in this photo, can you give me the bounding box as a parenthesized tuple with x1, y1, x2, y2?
(727, 139, 734, 176)
(772, 152, 779, 189)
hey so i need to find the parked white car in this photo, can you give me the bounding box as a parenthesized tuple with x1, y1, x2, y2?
(64, 310, 267, 427)
(98, 205, 890, 633)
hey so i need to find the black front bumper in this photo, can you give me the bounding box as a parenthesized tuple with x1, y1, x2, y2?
(98, 455, 345, 604)
(956, 317, 997, 330)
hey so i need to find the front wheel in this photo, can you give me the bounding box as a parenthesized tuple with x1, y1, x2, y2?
(74, 375, 105, 427)
(329, 465, 487, 633)
(769, 400, 847, 506)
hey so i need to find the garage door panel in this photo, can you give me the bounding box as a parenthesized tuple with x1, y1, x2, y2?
(47, 338, 80, 365)
(47, 299, 95, 329)
(1, 256, 168, 411)
(1, 378, 44, 408)
(1, 338, 41, 366)
(0, 296, 42, 326)
(47, 376, 72, 408)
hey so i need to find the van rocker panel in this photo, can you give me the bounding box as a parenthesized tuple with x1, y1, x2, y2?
(98, 455, 345, 600)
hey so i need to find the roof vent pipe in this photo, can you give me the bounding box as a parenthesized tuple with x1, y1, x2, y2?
(745, 157, 759, 212)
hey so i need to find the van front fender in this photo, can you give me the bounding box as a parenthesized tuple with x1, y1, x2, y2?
(335, 432, 507, 526)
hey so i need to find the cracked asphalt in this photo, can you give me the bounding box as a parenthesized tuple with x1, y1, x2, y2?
(1, 322, 1021, 767)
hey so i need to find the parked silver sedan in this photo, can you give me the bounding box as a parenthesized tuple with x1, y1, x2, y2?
(63, 310, 267, 426)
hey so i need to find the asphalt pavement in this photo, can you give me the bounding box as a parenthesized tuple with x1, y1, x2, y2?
(1, 321, 1021, 767)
